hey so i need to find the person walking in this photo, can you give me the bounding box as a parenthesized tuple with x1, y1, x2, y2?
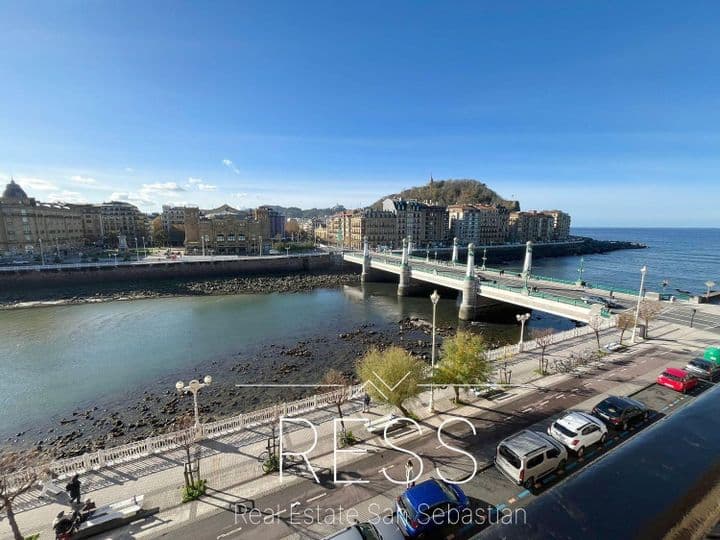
(405, 459, 415, 489)
(66, 474, 81, 506)
(363, 392, 371, 412)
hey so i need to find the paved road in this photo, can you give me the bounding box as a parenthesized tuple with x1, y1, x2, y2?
(659, 305, 720, 335)
(161, 345, 702, 540)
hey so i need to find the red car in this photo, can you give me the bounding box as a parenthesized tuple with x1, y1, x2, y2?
(657, 367, 698, 393)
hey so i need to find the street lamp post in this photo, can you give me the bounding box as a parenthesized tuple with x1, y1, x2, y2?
(631, 265, 648, 344)
(481, 248, 487, 271)
(516, 313, 531, 352)
(429, 290, 440, 413)
(705, 280, 716, 299)
(426, 248, 430, 263)
(135, 237, 140, 262)
(176, 375, 213, 428)
(286, 247, 290, 257)
(577, 257, 585, 285)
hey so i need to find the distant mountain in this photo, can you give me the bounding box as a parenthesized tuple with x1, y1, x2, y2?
(371, 179, 519, 210)
(268, 205, 346, 219)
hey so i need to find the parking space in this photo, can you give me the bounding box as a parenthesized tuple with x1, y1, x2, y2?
(456, 378, 716, 529)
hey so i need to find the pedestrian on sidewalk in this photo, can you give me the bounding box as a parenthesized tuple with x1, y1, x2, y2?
(363, 392, 371, 412)
(405, 459, 415, 489)
(66, 474, 81, 505)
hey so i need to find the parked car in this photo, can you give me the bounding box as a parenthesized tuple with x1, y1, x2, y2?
(591, 396, 649, 431)
(547, 411, 608, 457)
(396, 478, 469, 538)
(322, 520, 405, 540)
(604, 342, 625, 352)
(704, 347, 720, 365)
(494, 430, 568, 489)
(366, 414, 414, 435)
(684, 358, 720, 381)
(657, 367, 698, 393)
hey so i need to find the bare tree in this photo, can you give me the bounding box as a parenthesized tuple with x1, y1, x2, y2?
(638, 300, 663, 339)
(320, 369, 351, 434)
(587, 316, 603, 349)
(0, 450, 46, 540)
(175, 414, 199, 489)
(532, 328, 554, 375)
(616, 312, 634, 344)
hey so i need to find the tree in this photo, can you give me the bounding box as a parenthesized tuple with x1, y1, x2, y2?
(616, 312, 634, 344)
(587, 316, 603, 349)
(284, 219, 301, 238)
(356, 347, 426, 417)
(0, 450, 46, 540)
(532, 328, 555, 375)
(320, 369, 351, 435)
(151, 216, 168, 247)
(434, 332, 492, 403)
(638, 300, 663, 339)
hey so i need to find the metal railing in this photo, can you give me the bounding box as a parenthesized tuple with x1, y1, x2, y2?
(3, 383, 366, 491)
(485, 317, 617, 362)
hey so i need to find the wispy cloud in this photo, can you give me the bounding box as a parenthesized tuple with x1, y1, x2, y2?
(47, 190, 88, 204)
(141, 182, 185, 193)
(187, 177, 203, 185)
(197, 183, 216, 191)
(124, 167, 135, 173)
(110, 191, 155, 208)
(222, 159, 240, 175)
(16, 177, 57, 191)
(70, 175, 97, 185)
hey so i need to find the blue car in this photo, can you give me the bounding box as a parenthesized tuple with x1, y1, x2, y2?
(395, 478, 470, 538)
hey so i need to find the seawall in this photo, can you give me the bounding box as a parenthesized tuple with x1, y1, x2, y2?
(0, 254, 334, 289)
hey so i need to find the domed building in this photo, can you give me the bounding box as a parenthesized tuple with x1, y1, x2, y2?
(0, 178, 85, 257)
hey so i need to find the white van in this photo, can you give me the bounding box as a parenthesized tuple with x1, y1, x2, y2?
(495, 430, 568, 489)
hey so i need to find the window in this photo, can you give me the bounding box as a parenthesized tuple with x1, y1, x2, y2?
(546, 448, 560, 459)
(527, 454, 544, 468)
(228, 234, 235, 242)
(582, 425, 599, 435)
(498, 445, 521, 469)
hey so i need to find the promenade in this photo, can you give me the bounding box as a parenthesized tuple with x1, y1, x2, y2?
(3, 311, 718, 540)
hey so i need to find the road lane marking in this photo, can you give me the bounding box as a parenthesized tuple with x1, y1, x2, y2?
(520, 406, 534, 413)
(306, 493, 327, 504)
(538, 400, 550, 406)
(554, 393, 565, 400)
(217, 526, 243, 539)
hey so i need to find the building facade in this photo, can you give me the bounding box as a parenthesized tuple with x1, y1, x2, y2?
(447, 204, 509, 245)
(161, 205, 200, 246)
(0, 180, 86, 256)
(254, 206, 285, 240)
(546, 210, 572, 240)
(508, 211, 555, 243)
(382, 198, 449, 247)
(191, 209, 272, 255)
(99, 201, 149, 247)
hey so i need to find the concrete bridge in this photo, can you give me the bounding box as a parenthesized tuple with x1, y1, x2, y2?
(343, 238, 621, 323)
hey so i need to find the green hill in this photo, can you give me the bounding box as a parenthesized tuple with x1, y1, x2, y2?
(371, 179, 519, 210)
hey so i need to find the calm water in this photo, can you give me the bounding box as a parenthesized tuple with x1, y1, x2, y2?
(510, 227, 720, 295)
(1, 227, 717, 437)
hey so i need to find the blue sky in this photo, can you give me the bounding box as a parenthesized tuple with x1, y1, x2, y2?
(1, 1, 719, 225)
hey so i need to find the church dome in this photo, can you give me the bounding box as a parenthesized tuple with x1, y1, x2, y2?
(2, 179, 28, 201)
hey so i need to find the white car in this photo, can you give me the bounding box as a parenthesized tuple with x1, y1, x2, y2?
(321, 520, 405, 540)
(365, 414, 414, 435)
(604, 342, 625, 352)
(547, 411, 608, 457)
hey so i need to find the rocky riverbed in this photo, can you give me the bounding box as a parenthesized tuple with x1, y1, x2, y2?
(0, 267, 362, 308)
(5, 316, 460, 459)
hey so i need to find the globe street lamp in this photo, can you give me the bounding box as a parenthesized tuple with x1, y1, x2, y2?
(176, 375, 213, 427)
(516, 313, 531, 352)
(705, 280, 716, 300)
(631, 265, 648, 344)
(429, 290, 440, 413)
(577, 256, 585, 285)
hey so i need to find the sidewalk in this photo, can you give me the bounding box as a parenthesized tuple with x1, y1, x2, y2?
(3, 318, 717, 540)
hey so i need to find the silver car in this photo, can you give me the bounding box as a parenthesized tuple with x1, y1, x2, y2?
(321, 520, 405, 540)
(548, 411, 608, 457)
(495, 430, 568, 489)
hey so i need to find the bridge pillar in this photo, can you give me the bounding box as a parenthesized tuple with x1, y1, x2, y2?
(398, 238, 412, 296)
(459, 243, 478, 320)
(361, 236, 371, 283)
(407, 236, 413, 258)
(522, 241, 533, 277)
(451, 237, 459, 265)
